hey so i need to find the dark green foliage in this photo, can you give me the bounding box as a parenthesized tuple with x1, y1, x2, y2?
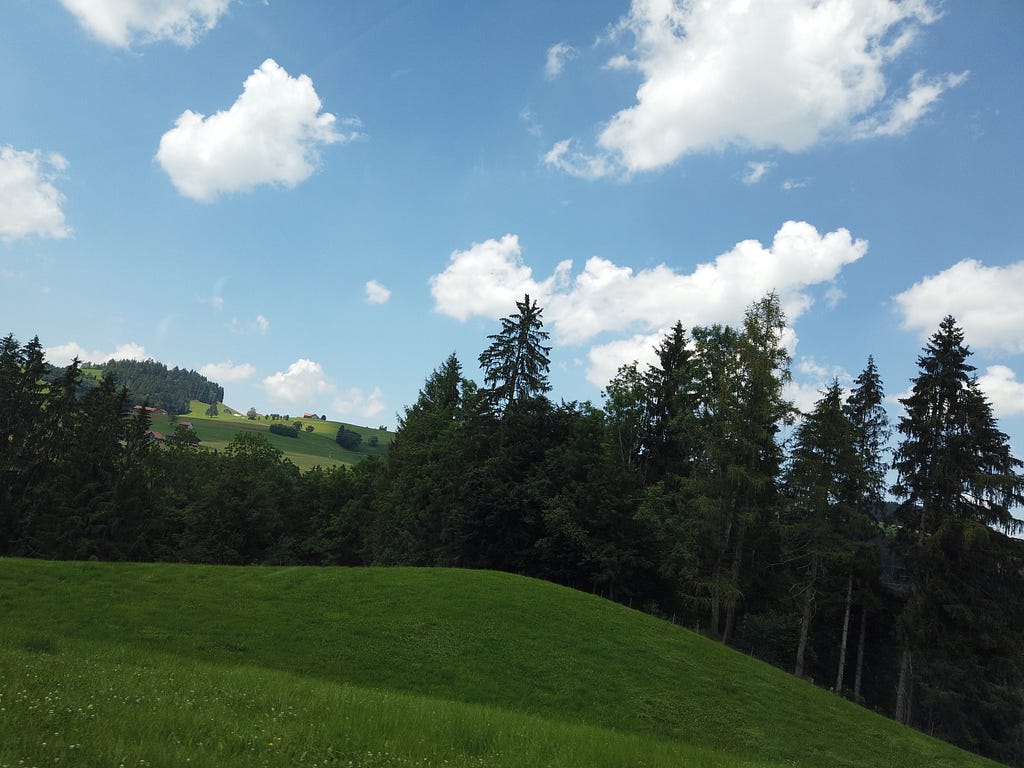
(892, 316, 1024, 759)
(335, 425, 363, 451)
(781, 380, 861, 678)
(2, 307, 1022, 765)
(92, 358, 223, 414)
(478, 293, 552, 417)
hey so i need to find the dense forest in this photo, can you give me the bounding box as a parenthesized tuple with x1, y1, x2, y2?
(90, 358, 224, 414)
(2, 293, 1023, 764)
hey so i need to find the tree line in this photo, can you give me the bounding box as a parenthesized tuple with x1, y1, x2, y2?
(1, 294, 1022, 764)
(94, 358, 224, 414)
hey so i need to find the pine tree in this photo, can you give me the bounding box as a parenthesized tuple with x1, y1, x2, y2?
(837, 356, 891, 697)
(641, 322, 699, 484)
(689, 294, 793, 641)
(891, 316, 1024, 759)
(781, 380, 860, 678)
(478, 294, 551, 417)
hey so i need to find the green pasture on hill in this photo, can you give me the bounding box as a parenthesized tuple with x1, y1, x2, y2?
(142, 401, 392, 471)
(0, 559, 999, 768)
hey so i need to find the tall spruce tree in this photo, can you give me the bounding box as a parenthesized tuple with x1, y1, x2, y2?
(891, 316, 1024, 760)
(478, 294, 551, 418)
(781, 380, 860, 679)
(840, 355, 891, 697)
(688, 294, 793, 642)
(641, 322, 699, 484)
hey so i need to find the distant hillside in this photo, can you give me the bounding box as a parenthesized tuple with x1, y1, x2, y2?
(139, 400, 392, 470)
(86, 358, 224, 414)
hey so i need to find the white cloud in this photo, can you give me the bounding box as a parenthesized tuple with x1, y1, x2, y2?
(587, 332, 664, 389)
(977, 366, 1024, 419)
(741, 160, 774, 185)
(264, 359, 388, 420)
(545, 41, 579, 80)
(59, 0, 232, 48)
(0, 146, 72, 243)
(854, 71, 969, 138)
(365, 280, 392, 304)
(46, 341, 148, 366)
(333, 387, 387, 420)
(894, 259, 1024, 353)
(548, 0, 962, 177)
(199, 360, 256, 383)
(256, 314, 270, 333)
(544, 139, 616, 181)
(429, 234, 571, 322)
(263, 359, 334, 404)
(156, 59, 358, 202)
(432, 221, 866, 386)
(782, 178, 810, 191)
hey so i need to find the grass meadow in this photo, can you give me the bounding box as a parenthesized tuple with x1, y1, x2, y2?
(143, 402, 392, 471)
(0, 559, 1002, 768)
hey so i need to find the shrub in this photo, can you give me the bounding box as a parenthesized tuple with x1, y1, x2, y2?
(335, 426, 362, 451)
(269, 423, 299, 438)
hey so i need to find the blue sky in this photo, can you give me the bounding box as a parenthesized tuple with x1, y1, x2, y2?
(2, 1, 1023, 456)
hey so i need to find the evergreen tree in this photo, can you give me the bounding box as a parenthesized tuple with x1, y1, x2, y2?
(891, 316, 1024, 759)
(781, 380, 860, 679)
(478, 294, 551, 417)
(641, 322, 699, 484)
(370, 354, 473, 565)
(845, 356, 890, 519)
(689, 294, 793, 641)
(839, 355, 891, 697)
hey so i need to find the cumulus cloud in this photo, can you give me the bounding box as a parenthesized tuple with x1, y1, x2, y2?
(544, 139, 616, 181)
(46, 341, 148, 366)
(545, 41, 579, 79)
(365, 280, 392, 305)
(59, 0, 231, 48)
(893, 259, 1024, 353)
(256, 314, 270, 333)
(264, 359, 387, 419)
(548, 0, 964, 177)
(741, 160, 774, 185)
(854, 71, 970, 138)
(0, 146, 72, 243)
(333, 387, 387, 419)
(199, 360, 256, 383)
(263, 359, 334, 403)
(977, 365, 1024, 419)
(156, 59, 359, 202)
(429, 234, 572, 323)
(431, 221, 867, 386)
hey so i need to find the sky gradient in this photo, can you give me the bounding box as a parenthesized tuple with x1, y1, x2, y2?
(2, 0, 1023, 457)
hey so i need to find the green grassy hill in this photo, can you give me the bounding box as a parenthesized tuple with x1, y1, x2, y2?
(0, 559, 998, 768)
(144, 401, 392, 471)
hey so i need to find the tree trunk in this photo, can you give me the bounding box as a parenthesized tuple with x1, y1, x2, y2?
(895, 647, 912, 725)
(722, 516, 746, 644)
(794, 557, 818, 679)
(853, 605, 866, 700)
(709, 559, 722, 639)
(835, 574, 853, 694)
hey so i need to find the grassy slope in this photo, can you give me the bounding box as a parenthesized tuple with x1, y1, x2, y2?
(0, 559, 1000, 768)
(144, 401, 392, 471)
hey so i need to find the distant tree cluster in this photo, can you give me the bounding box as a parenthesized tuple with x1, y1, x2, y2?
(269, 423, 299, 438)
(94, 359, 223, 415)
(335, 426, 362, 451)
(3, 298, 1023, 764)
